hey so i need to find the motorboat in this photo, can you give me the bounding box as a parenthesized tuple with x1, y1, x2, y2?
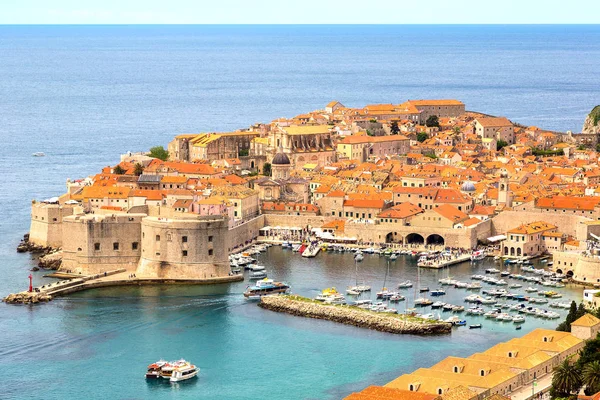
(471, 250, 486, 261)
(431, 301, 445, 309)
(32, 152, 45, 157)
(525, 287, 538, 293)
(397, 280, 413, 289)
(389, 294, 406, 302)
(465, 283, 481, 290)
(353, 299, 373, 308)
(355, 253, 364, 262)
(244, 278, 290, 299)
(430, 289, 446, 296)
(169, 361, 199, 383)
(469, 324, 482, 329)
(346, 287, 360, 296)
(419, 287, 430, 293)
(247, 264, 266, 272)
(249, 271, 267, 280)
(485, 268, 500, 274)
(414, 297, 433, 307)
(145, 360, 168, 379)
(376, 288, 397, 299)
(389, 253, 398, 261)
(513, 315, 526, 324)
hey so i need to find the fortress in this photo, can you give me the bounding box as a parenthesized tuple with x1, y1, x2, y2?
(29, 201, 262, 281)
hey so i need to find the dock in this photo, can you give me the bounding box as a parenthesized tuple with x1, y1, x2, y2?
(417, 254, 471, 269)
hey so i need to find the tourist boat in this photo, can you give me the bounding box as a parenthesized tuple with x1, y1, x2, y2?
(469, 324, 482, 329)
(145, 360, 168, 379)
(169, 361, 199, 383)
(471, 250, 486, 261)
(397, 280, 413, 289)
(249, 271, 267, 280)
(430, 289, 446, 296)
(32, 152, 45, 157)
(243, 278, 290, 299)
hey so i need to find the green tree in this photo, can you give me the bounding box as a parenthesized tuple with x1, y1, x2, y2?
(583, 361, 600, 394)
(133, 163, 144, 176)
(576, 334, 600, 368)
(557, 301, 580, 332)
(578, 145, 587, 151)
(263, 162, 272, 177)
(425, 115, 439, 128)
(238, 148, 249, 157)
(148, 146, 169, 161)
(496, 139, 508, 151)
(369, 118, 377, 123)
(113, 165, 125, 175)
(452, 126, 461, 135)
(551, 357, 582, 398)
(417, 132, 428, 143)
(390, 121, 400, 135)
(366, 129, 374, 136)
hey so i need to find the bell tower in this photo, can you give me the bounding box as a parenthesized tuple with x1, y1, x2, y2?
(497, 172, 513, 207)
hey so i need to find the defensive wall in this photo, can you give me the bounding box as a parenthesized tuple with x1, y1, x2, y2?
(29, 202, 78, 247)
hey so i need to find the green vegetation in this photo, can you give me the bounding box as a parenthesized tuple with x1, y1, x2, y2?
(424, 152, 438, 159)
(148, 146, 169, 161)
(238, 148, 249, 157)
(425, 115, 440, 128)
(369, 118, 377, 123)
(262, 162, 272, 176)
(390, 121, 400, 135)
(133, 163, 144, 176)
(113, 165, 125, 175)
(417, 132, 428, 143)
(532, 148, 564, 157)
(578, 145, 587, 151)
(496, 139, 508, 151)
(590, 105, 600, 127)
(366, 129, 374, 136)
(556, 301, 586, 332)
(551, 356, 582, 399)
(452, 126, 461, 135)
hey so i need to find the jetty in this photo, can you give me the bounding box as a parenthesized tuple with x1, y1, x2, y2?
(3, 270, 243, 304)
(259, 295, 452, 335)
(417, 254, 471, 269)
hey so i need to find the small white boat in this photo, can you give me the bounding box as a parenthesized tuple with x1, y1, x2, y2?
(249, 271, 267, 280)
(355, 253, 364, 262)
(169, 361, 199, 382)
(397, 280, 413, 288)
(346, 288, 360, 296)
(32, 152, 45, 157)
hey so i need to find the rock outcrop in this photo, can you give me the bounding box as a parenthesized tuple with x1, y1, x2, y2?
(16, 233, 57, 255)
(259, 295, 452, 335)
(3, 292, 52, 305)
(582, 106, 600, 135)
(38, 251, 62, 270)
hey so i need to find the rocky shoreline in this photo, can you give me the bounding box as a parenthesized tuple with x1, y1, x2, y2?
(259, 295, 452, 335)
(16, 233, 62, 270)
(3, 292, 52, 305)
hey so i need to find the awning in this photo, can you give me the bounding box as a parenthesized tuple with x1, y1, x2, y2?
(303, 163, 317, 170)
(487, 235, 507, 242)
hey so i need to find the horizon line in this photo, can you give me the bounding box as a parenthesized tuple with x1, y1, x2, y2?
(0, 23, 599, 26)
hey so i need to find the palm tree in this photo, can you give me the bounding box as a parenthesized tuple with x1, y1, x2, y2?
(552, 357, 582, 397)
(583, 361, 600, 394)
(134, 163, 144, 176)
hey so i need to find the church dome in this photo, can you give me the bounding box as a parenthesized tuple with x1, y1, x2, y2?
(272, 151, 291, 165)
(461, 181, 476, 192)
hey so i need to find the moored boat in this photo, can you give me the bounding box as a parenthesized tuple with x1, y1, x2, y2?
(169, 360, 199, 383)
(243, 278, 290, 299)
(145, 360, 168, 379)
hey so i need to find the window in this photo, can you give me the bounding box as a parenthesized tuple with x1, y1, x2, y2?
(480, 370, 485, 377)
(438, 389, 443, 395)
(208, 249, 213, 256)
(94, 243, 100, 251)
(132, 242, 139, 250)
(113, 242, 119, 251)
(182, 250, 188, 257)
(208, 236, 213, 242)
(156, 235, 160, 242)
(182, 236, 188, 243)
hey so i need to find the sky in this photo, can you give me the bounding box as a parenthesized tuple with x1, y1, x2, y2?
(0, 0, 598, 24)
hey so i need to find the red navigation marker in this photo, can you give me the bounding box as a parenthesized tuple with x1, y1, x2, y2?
(28, 274, 33, 293)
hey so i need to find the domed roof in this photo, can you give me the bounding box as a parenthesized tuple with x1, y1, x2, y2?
(272, 149, 291, 165)
(461, 181, 476, 192)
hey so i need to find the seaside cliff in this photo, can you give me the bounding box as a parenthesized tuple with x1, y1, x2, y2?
(582, 105, 600, 135)
(259, 295, 452, 335)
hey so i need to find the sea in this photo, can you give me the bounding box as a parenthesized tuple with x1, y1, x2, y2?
(0, 25, 599, 400)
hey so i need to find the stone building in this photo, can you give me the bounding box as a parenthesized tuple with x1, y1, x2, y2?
(168, 132, 259, 162)
(501, 221, 558, 258)
(474, 117, 514, 144)
(337, 134, 410, 162)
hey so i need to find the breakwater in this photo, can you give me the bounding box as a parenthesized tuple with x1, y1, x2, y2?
(259, 295, 452, 335)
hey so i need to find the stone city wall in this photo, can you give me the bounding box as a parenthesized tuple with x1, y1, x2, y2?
(29, 202, 77, 247)
(491, 211, 593, 240)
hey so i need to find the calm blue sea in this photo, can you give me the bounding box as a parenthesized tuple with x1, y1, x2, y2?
(1, 25, 599, 400)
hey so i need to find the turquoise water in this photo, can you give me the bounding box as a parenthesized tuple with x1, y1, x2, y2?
(1, 25, 599, 399)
